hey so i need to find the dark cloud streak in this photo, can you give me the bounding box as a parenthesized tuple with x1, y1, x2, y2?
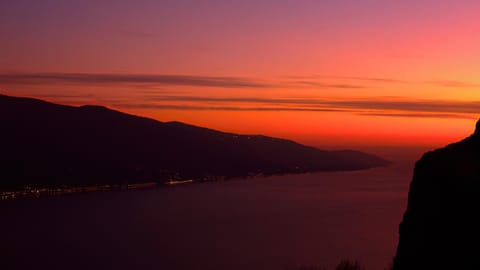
(358, 112, 477, 119)
(425, 80, 480, 88)
(114, 103, 348, 112)
(4, 72, 478, 90)
(0, 72, 369, 89)
(285, 75, 480, 88)
(126, 95, 480, 119)
(148, 95, 480, 114)
(0, 73, 269, 88)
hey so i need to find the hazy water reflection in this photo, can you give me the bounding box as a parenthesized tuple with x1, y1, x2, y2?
(1, 160, 414, 270)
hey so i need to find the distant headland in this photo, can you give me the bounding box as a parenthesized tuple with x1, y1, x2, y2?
(0, 94, 389, 198)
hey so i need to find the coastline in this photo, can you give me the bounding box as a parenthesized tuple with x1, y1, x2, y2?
(0, 182, 158, 201)
(1, 162, 392, 201)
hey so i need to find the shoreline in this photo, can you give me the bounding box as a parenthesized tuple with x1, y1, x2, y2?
(0, 182, 159, 201)
(1, 164, 391, 201)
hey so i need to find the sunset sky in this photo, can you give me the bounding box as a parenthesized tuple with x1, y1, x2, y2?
(1, 0, 480, 149)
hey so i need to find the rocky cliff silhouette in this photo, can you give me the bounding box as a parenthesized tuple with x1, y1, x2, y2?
(0, 94, 388, 190)
(394, 119, 480, 270)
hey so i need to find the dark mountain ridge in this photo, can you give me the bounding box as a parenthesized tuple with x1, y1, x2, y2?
(0, 94, 389, 190)
(394, 119, 480, 270)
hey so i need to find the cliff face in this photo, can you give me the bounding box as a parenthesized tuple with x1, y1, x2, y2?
(394, 120, 480, 270)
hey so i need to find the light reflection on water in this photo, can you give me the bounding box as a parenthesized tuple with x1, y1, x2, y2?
(0, 161, 414, 270)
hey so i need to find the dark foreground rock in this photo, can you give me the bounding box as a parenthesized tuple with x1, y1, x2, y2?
(394, 120, 480, 270)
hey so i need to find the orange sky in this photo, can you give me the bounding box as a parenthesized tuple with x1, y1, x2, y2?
(1, 1, 479, 149)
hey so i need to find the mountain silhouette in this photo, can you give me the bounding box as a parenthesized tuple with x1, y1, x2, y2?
(394, 119, 480, 270)
(0, 94, 388, 190)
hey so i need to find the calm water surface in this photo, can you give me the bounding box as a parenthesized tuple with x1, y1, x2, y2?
(1, 160, 416, 270)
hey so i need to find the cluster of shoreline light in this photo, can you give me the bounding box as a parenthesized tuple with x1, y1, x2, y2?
(0, 182, 159, 201)
(0, 174, 261, 201)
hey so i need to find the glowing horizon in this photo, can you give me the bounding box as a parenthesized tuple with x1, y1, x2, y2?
(1, 1, 479, 148)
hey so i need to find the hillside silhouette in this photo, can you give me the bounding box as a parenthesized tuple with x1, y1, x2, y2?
(0, 94, 388, 190)
(394, 119, 480, 270)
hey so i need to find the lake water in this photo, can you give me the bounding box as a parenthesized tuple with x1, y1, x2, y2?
(0, 157, 417, 270)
